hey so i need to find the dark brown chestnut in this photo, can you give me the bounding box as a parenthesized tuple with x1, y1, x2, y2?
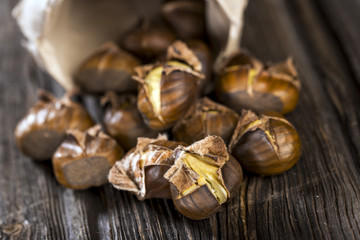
(229, 110, 301, 176)
(121, 23, 176, 62)
(164, 136, 243, 220)
(185, 40, 213, 93)
(14, 90, 94, 161)
(74, 42, 141, 94)
(52, 125, 124, 189)
(161, 0, 206, 40)
(133, 41, 204, 131)
(108, 135, 186, 200)
(172, 97, 239, 145)
(101, 92, 158, 151)
(216, 50, 301, 115)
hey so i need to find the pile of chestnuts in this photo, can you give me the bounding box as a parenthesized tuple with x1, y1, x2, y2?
(14, 0, 301, 220)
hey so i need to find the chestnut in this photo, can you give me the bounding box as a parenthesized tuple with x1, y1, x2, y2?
(52, 125, 124, 190)
(185, 40, 213, 93)
(108, 135, 186, 200)
(172, 97, 239, 145)
(216, 50, 301, 115)
(121, 23, 176, 62)
(229, 110, 302, 176)
(164, 136, 243, 220)
(161, 0, 206, 40)
(74, 42, 141, 94)
(133, 41, 204, 131)
(14, 90, 94, 161)
(101, 92, 158, 151)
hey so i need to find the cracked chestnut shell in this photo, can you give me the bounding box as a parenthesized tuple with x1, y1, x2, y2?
(101, 92, 158, 151)
(164, 136, 243, 220)
(14, 90, 94, 161)
(133, 41, 204, 131)
(185, 40, 213, 93)
(216, 50, 301, 115)
(121, 22, 176, 62)
(172, 97, 239, 145)
(53, 125, 124, 189)
(74, 42, 141, 94)
(108, 135, 186, 200)
(161, 0, 206, 40)
(229, 110, 301, 176)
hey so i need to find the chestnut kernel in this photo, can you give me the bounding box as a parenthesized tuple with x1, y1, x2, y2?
(172, 97, 239, 145)
(74, 42, 141, 94)
(133, 41, 204, 131)
(164, 136, 243, 220)
(52, 125, 124, 189)
(101, 92, 158, 151)
(108, 135, 186, 200)
(216, 50, 301, 115)
(14, 90, 94, 161)
(229, 110, 302, 176)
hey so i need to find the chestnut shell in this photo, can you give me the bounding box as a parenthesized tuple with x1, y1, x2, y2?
(229, 110, 302, 176)
(122, 25, 176, 62)
(170, 156, 242, 220)
(14, 90, 94, 161)
(216, 52, 300, 115)
(102, 92, 158, 150)
(138, 69, 199, 130)
(74, 42, 141, 94)
(52, 125, 124, 189)
(172, 97, 239, 145)
(108, 136, 187, 200)
(161, 0, 206, 40)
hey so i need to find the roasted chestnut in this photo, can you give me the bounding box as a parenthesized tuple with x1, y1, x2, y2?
(108, 135, 186, 199)
(172, 97, 239, 145)
(134, 41, 204, 131)
(14, 90, 94, 161)
(185, 40, 213, 93)
(52, 125, 124, 189)
(74, 42, 141, 94)
(161, 0, 206, 40)
(101, 92, 158, 150)
(164, 136, 243, 220)
(229, 110, 301, 176)
(216, 50, 301, 115)
(121, 22, 176, 62)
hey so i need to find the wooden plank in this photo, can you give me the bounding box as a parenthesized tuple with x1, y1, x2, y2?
(0, 0, 360, 239)
(240, 0, 360, 239)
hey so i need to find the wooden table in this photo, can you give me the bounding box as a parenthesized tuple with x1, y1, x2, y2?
(1, 0, 360, 239)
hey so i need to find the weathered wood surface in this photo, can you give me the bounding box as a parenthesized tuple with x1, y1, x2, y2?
(1, 0, 360, 239)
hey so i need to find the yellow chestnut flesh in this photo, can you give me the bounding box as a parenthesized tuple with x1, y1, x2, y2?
(179, 153, 227, 204)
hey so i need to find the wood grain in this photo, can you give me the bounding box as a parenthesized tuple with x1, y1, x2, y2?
(1, 0, 360, 239)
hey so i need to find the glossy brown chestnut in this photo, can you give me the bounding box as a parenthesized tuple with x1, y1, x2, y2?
(229, 110, 301, 176)
(185, 40, 213, 93)
(134, 41, 204, 131)
(101, 92, 158, 150)
(121, 23, 176, 62)
(53, 125, 124, 190)
(14, 90, 94, 161)
(216, 50, 301, 115)
(172, 97, 239, 145)
(74, 42, 141, 94)
(164, 136, 243, 220)
(108, 135, 186, 200)
(161, 0, 206, 40)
